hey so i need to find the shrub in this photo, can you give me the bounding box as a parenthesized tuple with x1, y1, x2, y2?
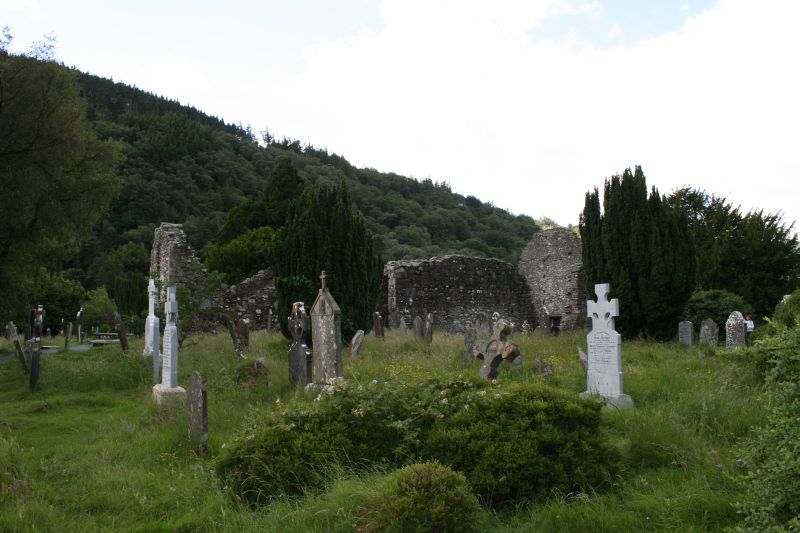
(82, 287, 118, 331)
(737, 324, 800, 531)
(216, 379, 618, 509)
(772, 288, 800, 328)
(683, 289, 749, 337)
(369, 462, 480, 533)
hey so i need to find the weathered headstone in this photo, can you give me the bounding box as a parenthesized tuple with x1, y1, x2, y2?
(678, 320, 693, 346)
(699, 318, 719, 347)
(46, 328, 52, 340)
(76, 307, 83, 343)
(26, 340, 41, 393)
(580, 283, 633, 408)
(463, 328, 476, 363)
(423, 313, 434, 345)
(412, 316, 424, 339)
(153, 287, 186, 405)
(533, 358, 554, 381)
(288, 301, 312, 385)
(350, 329, 365, 358)
(65, 322, 72, 351)
(114, 312, 129, 353)
(725, 311, 746, 350)
(267, 308, 273, 331)
(228, 317, 250, 358)
(187, 371, 208, 454)
(310, 271, 343, 384)
(8, 323, 27, 375)
(398, 317, 407, 336)
(144, 279, 162, 382)
(474, 312, 492, 336)
(33, 305, 44, 340)
(474, 319, 520, 380)
(577, 347, 588, 374)
(521, 320, 531, 335)
(372, 312, 384, 340)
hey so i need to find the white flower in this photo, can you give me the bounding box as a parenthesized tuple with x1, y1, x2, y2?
(440, 398, 448, 405)
(314, 394, 323, 402)
(275, 398, 281, 404)
(478, 390, 487, 396)
(371, 379, 378, 386)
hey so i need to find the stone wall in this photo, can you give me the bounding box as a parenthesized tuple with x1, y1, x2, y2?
(219, 269, 279, 330)
(379, 255, 537, 334)
(518, 228, 585, 331)
(149, 223, 278, 331)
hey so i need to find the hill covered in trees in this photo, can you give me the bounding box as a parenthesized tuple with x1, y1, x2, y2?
(71, 72, 539, 295)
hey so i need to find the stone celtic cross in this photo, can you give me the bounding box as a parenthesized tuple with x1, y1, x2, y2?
(320, 270, 327, 290)
(587, 283, 618, 332)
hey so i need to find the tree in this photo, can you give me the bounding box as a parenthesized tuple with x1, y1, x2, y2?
(205, 226, 275, 284)
(580, 167, 695, 339)
(0, 48, 120, 321)
(667, 187, 799, 318)
(272, 180, 382, 340)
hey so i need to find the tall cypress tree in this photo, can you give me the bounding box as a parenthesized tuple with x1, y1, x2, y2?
(272, 180, 381, 339)
(579, 166, 695, 339)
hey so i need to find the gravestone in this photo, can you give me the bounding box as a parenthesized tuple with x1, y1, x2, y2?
(153, 287, 186, 405)
(491, 311, 500, 329)
(577, 347, 588, 374)
(372, 312, 384, 340)
(114, 312, 129, 353)
(76, 307, 83, 343)
(474, 312, 492, 336)
(580, 283, 633, 408)
(267, 308, 273, 331)
(533, 359, 554, 381)
(228, 317, 250, 358)
(412, 316, 424, 339)
(350, 330, 365, 357)
(65, 322, 72, 351)
(310, 272, 343, 384)
(288, 302, 312, 385)
(678, 320, 693, 346)
(187, 371, 208, 454)
(463, 328, 476, 363)
(398, 317, 407, 336)
(145, 280, 162, 383)
(474, 319, 520, 380)
(521, 320, 531, 335)
(8, 323, 27, 375)
(33, 305, 44, 339)
(26, 340, 41, 392)
(46, 328, 52, 340)
(423, 313, 434, 345)
(725, 311, 746, 350)
(699, 318, 719, 347)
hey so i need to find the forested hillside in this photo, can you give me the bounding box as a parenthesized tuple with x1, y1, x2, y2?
(71, 72, 539, 297)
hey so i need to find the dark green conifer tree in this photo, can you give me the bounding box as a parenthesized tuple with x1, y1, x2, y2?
(580, 166, 695, 339)
(272, 180, 381, 339)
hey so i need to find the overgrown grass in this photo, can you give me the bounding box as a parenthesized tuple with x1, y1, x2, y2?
(0, 328, 763, 531)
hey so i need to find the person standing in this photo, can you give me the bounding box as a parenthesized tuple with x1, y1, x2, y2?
(744, 314, 755, 345)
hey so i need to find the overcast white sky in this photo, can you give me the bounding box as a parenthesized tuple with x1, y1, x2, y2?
(3, 0, 798, 228)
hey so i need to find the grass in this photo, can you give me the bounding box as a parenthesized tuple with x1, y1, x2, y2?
(0, 328, 763, 531)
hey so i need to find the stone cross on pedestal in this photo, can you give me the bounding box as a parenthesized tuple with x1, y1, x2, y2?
(144, 279, 161, 382)
(580, 283, 633, 408)
(153, 286, 186, 405)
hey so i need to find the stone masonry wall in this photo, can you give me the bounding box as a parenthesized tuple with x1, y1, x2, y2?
(149, 223, 277, 331)
(518, 228, 585, 331)
(379, 255, 537, 334)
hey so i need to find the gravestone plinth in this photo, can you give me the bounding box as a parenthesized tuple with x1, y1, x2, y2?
(699, 319, 719, 347)
(580, 283, 632, 408)
(350, 330, 365, 358)
(153, 287, 186, 405)
(288, 302, 312, 386)
(187, 371, 208, 454)
(725, 311, 746, 350)
(310, 272, 343, 384)
(678, 321, 693, 346)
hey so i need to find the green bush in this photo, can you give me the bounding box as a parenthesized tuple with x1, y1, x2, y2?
(772, 288, 800, 328)
(737, 324, 800, 531)
(683, 289, 749, 337)
(82, 287, 118, 331)
(369, 462, 480, 533)
(216, 379, 618, 509)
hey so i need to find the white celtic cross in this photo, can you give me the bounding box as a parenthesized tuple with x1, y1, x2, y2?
(587, 283, 619, 332)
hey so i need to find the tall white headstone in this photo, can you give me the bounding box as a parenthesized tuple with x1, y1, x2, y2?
(144, 279, 161, 383)
(580, 283, 633, 408)
(152, 286, 185, 405)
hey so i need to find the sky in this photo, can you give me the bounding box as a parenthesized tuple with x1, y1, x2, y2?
(3, 0, 799, 229)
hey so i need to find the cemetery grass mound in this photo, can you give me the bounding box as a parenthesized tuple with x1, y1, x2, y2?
(0, 329, 765, 531)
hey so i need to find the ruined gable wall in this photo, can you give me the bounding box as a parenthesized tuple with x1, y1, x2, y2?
(518, 228, 586, 330)
(379, 255, 537, 334)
